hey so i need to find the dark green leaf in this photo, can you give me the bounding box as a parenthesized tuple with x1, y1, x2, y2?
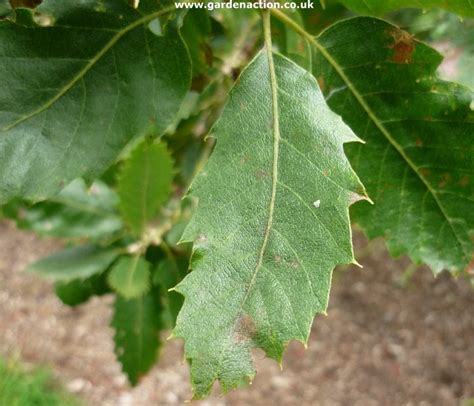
(174, 48, 367, 398)
(28, 245, 119, 282)
(0, 0, 190, 204)
(340, 0, 474, 17)
(55, 272, 110, 306)
(111, 291, 162, 385)
(309, 17, 474, 273)
(153, 257, 188, 328)
(118, 141, 174, 236)
(181, 10, 212, 76)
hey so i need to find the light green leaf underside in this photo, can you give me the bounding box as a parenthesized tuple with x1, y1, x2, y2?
(28, 245, 119, 282)
(111, 291, 162, 385)
(340, 0, 474, 17)
(118, 141, 174, 236)
(16, 179, 122, 240)
(0, 0, 190, 204)
(308, 17, 474, 272)
(174, 50, 366, 398)
(108, 255, 151, 299)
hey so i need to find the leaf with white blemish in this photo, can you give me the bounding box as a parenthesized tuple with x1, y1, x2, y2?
(173, 39, 368, 397)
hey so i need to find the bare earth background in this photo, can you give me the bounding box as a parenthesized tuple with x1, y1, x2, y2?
(1, 220, 473, 405)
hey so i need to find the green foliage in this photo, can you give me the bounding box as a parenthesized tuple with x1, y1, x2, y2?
(153, 257, 188, 328)
(1, 2, 473, 399)
(174, 33, 367, 395)
(118, 141, 174, 236)
(14, 179, 122, 240)
(0, 357, 81, 406)
(340, 0, 474, 17)
(0, 0, 190, 203)
(28, 245, 120, 282)
(55, 272, 110, 306)
(309, 17, 474, 273)
(108, 255, 151, 299)
(111, 291, 163, 385)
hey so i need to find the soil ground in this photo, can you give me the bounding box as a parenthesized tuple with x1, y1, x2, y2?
(1, 220, 473, 405)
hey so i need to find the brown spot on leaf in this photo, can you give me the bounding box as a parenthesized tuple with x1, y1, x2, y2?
(318, 76, 325, 92)
(387, 28, 416, 64)
(415, 138, 423, 147)
(234, 314, 257, 342)
(419, 168, 431, 177)
(256, 169, 269, 179)
(439, 173, 452, 189)
(459, 175, 470, 187)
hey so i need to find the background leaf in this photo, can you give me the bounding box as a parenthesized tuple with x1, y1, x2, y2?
(13, 179, 122, 241)
(0, 0, 190, 204)
(55, 272, 110, 307)
(28, 245, 119, 282)
(118, 141, 174, 236)
(111, 291, 162, 385)
(153, 257, 188, 328)
(174, 50, 366, 398)
(339, 0, 474, 18)
(108, 255, 151, 299)
(309, 17, 474, 273)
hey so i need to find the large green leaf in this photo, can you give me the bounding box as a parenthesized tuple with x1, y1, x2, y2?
(111, 291, 162, 385)
(118, 141, 174, 236)
(173, 47, 367, 397)
(0, 0, 190, 204)
(14, 179, 122, 240)
(28, 245, 119, 282)
(340, 0, 474, 17)
(301, 17, 474, 273)
(108, 255, 151, 299)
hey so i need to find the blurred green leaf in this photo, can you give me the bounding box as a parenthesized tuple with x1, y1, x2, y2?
(153, 257, 188, 328)
(108, 255, 151, 299)
(340, 0, 474, 17)
(28, 245, 119, 282)
(181, 10, 212, 77)
(15, 179, 122, 241)
(55, 272, 111, 307)
(118, 141, 174, 236)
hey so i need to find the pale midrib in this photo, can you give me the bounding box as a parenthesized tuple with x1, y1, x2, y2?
(126, 254, 141, 295)
(1, 5, 175, 133)
(271, 9, 470, 263)
(238, 11, 281, 313)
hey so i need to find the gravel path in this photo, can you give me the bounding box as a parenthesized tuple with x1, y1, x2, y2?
(1, 220, 473, 405)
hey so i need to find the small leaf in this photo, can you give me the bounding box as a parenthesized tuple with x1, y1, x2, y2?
(111, 291, 162, 385)
(118, 142, 174, 236)
(28, 245, 119, 282)
(0, 0, 190, 203)
(55, 272, 110, 306)
(339, 0, 474, 17)
(174, 48, 367, 398)
(16, 179, 122, 241)
(108, 255, 151, 299)
(310, 17, 474, 273)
